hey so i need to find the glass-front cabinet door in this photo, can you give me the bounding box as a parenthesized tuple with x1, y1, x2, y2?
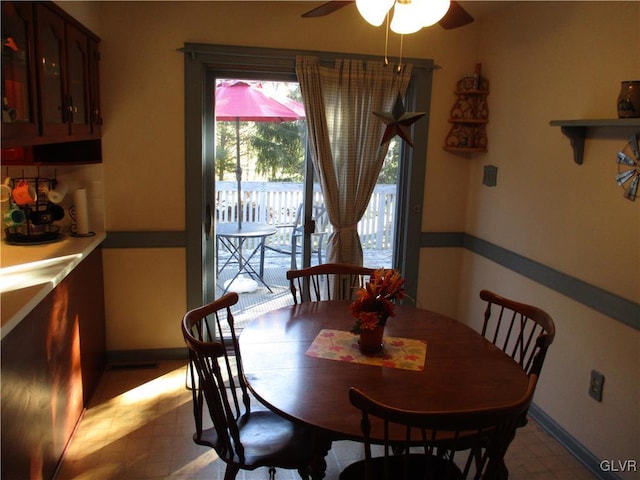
(1, 1, 38, 144)
(65, 23, 91, 136)
(36, 3, 68, 138)
(88, 39, 102, 136)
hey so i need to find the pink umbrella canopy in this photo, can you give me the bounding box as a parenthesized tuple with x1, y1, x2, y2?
(216, 80, 305, 121)
(215, 80, 306, 228)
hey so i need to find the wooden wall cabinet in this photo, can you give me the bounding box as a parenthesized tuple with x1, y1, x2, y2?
(1, 1, 102, 164)
(1, 249, 106, 480)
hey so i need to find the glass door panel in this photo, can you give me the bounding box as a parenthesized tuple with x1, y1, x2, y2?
(66, 25, 90, 134)
(36, 4, 67, 136)
(212, 77, 310, 323)
(1, 2, 38, 140)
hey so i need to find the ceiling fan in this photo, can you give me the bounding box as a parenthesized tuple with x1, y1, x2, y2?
(302, 0, 474, 30)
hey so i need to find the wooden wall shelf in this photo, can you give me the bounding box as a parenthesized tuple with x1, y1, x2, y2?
(550, 118, 640, 164)
(444, 64, 489, 155)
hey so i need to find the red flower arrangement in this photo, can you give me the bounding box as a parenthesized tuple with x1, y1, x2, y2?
(349, 268, 406, 334)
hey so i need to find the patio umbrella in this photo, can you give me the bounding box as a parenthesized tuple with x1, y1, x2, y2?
(215, 80, 305, 229)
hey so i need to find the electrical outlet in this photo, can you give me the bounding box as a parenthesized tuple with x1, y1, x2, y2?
(589, 370, 604, 402)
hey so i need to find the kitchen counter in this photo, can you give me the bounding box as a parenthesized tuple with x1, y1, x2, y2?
(0, 232, 106, 340)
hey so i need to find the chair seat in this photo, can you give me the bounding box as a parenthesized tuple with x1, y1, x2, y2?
(339, 453, 464, 480)
(195, 410, 312, 470)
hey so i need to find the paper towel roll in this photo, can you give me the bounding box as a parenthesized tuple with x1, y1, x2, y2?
(73, 188, 90, 235)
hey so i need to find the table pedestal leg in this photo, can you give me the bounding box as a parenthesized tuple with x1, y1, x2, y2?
(309, 431, 332, 480)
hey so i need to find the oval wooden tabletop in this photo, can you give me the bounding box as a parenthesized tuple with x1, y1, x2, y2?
(239, 300, 529, 441)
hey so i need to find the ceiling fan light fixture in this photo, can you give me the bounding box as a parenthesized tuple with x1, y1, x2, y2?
(390, 1, 424, 34)
(418, 0, 451, 27)
(356, 0, 395, 27)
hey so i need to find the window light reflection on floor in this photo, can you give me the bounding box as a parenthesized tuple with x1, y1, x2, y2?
(119, 367, 187, 404)
(68, 366, 193, 461)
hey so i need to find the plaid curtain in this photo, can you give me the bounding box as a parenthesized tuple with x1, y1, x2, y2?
(296, 56, 412, 265)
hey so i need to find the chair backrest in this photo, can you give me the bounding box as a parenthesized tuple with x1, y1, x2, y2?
(286, 262, 376, 304)
(347, 375, 538, 480)
(311, 203, 329, 235)
(181, 292, 250, 462)
(292, 202, 328, 234)
(479, 290, 556, 377)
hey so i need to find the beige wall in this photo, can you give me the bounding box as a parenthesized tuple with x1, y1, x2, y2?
(56, 1, 638, 473)
(453, 1, 639, 474)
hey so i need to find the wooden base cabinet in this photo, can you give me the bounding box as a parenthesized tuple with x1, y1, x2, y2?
(1, 249, 106, 480)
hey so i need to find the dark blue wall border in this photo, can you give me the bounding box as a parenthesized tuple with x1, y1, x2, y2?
(461, 234, 639, 331)
(421, 232, 639, 331)
(103, 230, 639, 331)
(528, 403, 620, 480)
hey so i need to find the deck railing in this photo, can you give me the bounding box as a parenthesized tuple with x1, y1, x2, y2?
(215, 181, 396, 250)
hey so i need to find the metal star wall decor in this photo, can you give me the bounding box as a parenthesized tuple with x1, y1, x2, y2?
(374, 92, 426, 147)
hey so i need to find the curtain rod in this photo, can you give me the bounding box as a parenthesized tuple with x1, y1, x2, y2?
(176, 44, 438, 71)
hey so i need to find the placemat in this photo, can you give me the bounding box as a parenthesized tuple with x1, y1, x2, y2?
(305, 329, 427, 371)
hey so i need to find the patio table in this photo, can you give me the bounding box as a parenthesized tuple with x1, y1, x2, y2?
(215, 222, 277, 293)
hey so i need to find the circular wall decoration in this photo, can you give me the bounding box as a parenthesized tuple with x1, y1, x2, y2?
(616, 134, 640, 201)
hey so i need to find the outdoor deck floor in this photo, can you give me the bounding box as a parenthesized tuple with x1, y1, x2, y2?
(215, 247, 392, 331)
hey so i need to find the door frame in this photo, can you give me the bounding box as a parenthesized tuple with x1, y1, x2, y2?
(183, 43, 434, 310)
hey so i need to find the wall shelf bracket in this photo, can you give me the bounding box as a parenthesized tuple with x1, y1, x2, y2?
(550, 119, 640, 165)
(560, 126, 587, 165)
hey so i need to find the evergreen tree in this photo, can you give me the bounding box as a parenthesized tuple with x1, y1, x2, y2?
(378, 139, 399, 184)
(251, 121, 304, 181)
(215, 122, 237, 180)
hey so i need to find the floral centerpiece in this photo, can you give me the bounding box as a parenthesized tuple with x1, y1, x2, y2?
(349, 268, 406, 336)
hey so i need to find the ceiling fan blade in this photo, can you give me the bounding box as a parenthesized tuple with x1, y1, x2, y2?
(301, 1, 353, 18)
(438, 1, 474, 29)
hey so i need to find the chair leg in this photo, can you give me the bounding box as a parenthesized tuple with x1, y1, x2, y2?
(223, 464, 240, 480)
(291, 237, 298, 270)
(297, 466, 311, 480)
(496, 460, 509, 480)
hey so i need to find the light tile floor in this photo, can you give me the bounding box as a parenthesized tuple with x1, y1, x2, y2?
(56, 361, 596, 480)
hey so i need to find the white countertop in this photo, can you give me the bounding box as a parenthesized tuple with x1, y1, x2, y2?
(0, 232, 106, 340)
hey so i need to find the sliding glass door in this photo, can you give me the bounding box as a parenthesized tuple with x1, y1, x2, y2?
(183, 44, 433, 313)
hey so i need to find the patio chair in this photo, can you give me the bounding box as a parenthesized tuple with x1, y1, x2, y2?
(340, 375, 538, 480)
(286, 263, 375, 304)
(266, 202, 329, 269)
(182, 292, 313, 480)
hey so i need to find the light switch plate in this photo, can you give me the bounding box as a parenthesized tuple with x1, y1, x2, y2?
(483, 165, 498, 186)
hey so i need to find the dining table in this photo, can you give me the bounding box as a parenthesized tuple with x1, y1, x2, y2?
(238, 300, 530, 479)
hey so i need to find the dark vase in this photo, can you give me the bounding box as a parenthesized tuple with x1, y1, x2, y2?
(358, 325, 385, 354)
(617, 81, 640, 118)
